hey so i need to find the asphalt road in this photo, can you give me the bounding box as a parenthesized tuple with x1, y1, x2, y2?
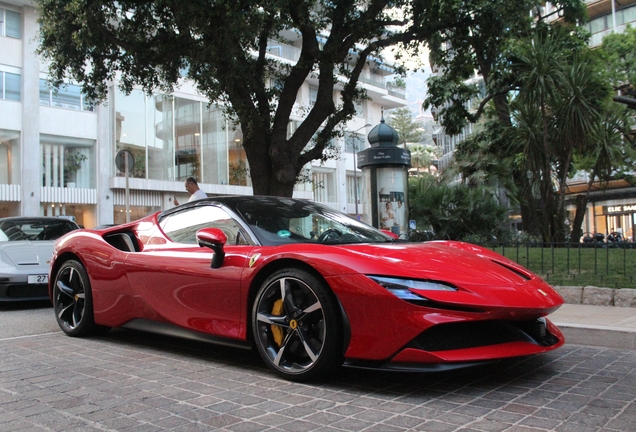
(0, 300, 60, 339)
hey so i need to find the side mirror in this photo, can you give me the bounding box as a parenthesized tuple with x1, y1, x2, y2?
(196, 228, 227, 269)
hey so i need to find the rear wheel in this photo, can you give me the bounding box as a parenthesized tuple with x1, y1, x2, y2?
(52, 260, 108, 337)
(252, 268, 343, 381)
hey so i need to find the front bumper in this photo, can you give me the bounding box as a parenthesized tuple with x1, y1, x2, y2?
(0, 280, 50, 302)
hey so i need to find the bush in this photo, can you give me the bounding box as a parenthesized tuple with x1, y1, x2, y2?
(408, 175, 510, 241)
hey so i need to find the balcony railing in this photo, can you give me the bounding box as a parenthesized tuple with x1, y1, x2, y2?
(266, 41, 404, 99)
(266, 40, 301, 62)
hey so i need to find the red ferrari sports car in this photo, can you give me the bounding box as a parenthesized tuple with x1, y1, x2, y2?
(49, 196, 564, 381)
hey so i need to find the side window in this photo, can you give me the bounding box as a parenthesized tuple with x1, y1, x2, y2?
(160, 205, 250, 245)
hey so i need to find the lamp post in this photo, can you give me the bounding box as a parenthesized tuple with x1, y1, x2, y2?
(351, 124, 371, 219)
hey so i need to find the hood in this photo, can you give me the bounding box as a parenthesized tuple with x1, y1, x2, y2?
(0, 241, 55, 267)
(331, 241, 563, 310)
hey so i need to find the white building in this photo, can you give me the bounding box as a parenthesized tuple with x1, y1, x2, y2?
(0, 1, 406, 228)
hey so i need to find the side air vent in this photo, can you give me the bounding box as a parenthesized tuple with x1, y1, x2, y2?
(104, 232, 139, 252)
(491, 260, 531, 280)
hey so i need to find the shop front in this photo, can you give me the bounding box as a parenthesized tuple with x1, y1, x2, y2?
(603, 203, 636, 242)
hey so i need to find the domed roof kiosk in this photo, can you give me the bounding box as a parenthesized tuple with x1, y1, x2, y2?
(357, 113, 411, 237)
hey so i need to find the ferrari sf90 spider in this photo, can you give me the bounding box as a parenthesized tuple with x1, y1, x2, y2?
(49, 196, 564, 381)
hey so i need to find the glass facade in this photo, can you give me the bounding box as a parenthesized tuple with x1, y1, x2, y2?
(116, 88, 148, 178)
(115, 89, 247, 186)
(175, 97, 201, 181)
(201, 105, 228, 185)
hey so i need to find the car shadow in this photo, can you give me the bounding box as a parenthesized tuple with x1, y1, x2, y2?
(98, 327, 565, 393)
(0, 299, 52, 311)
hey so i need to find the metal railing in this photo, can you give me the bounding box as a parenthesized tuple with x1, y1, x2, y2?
(477, 241, 636, 288)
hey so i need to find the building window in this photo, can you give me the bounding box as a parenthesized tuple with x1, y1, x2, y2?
(41, 136, 95, 189)
(0, 129, 20, 185)
(312, 170, 335, 203)
(586, 5, 636, 35)
(309, 85, 318, 106)
(0, 71, 20, 101)
(0, 8, 21, 38)
(346, 174, 361, 205)
(354, 100, 364, 117)
(39, 79, 93, 111)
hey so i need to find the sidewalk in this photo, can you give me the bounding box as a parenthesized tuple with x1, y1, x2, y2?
(550, 303, 636, 350)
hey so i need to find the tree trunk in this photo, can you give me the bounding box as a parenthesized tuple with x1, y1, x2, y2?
(570, 174, 596, 243)
(570, 194, 587, 243)
(243, 129, 298, 197)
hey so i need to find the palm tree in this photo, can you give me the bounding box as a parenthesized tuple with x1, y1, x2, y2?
(409, 144, 439, 175)
(509, 27, 610, 242)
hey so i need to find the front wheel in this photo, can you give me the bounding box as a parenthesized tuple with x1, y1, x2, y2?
(52, 259, 108, 337)
(252, 268, 343, 381)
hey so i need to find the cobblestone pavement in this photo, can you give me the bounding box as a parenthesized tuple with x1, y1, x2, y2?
(1, 329, 636, 432)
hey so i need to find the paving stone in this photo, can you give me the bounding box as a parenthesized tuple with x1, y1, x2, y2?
(2, 333, 636, 431)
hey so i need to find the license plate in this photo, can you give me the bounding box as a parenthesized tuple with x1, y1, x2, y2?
(28, 275, 49, 284)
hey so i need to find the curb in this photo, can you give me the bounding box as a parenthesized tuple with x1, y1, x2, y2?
(553, 322, 636, 350)
(552, 285, 636, 307)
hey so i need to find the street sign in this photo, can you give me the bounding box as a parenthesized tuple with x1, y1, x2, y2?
(115, 149, 134, 173)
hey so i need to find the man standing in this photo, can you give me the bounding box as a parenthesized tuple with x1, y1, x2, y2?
(174, 177, 207, 205)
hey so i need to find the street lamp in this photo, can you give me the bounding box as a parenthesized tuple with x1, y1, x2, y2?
(351, 123, 371, 219)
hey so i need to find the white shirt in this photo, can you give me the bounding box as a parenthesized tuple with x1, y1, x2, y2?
(188, 189, 208, 202)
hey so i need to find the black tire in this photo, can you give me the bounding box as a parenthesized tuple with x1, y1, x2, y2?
(252, 268, 343, 381)
(52, 260, 108, 337)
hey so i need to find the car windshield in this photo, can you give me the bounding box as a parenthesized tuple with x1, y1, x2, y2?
(235, 199, 394, 245)
(0, 219, 77, 242)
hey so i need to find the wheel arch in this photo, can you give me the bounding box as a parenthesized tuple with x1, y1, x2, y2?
(49, 251, 86, 300)
(246, 258, 351, 355)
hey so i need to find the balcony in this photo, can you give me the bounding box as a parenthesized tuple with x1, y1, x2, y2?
(266, 40, 405, 99)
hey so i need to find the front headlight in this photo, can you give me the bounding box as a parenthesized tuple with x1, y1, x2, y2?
(368, 276, 457, 303)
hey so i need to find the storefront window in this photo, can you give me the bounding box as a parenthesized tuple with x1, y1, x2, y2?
(115, 88, 147, 178)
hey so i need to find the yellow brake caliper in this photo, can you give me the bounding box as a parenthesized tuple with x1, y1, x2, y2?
(271, 299, 284, 347)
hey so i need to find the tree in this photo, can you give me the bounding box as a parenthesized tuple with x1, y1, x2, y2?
(600, 24, 636, 105)
(425, 0, 600, 240)
(36, 0, 457, 197)
(507, 28, 610, 242)
(409, 144, 439, 175)
(386, 107, 423, 147)
(569, 103, 635, 242)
